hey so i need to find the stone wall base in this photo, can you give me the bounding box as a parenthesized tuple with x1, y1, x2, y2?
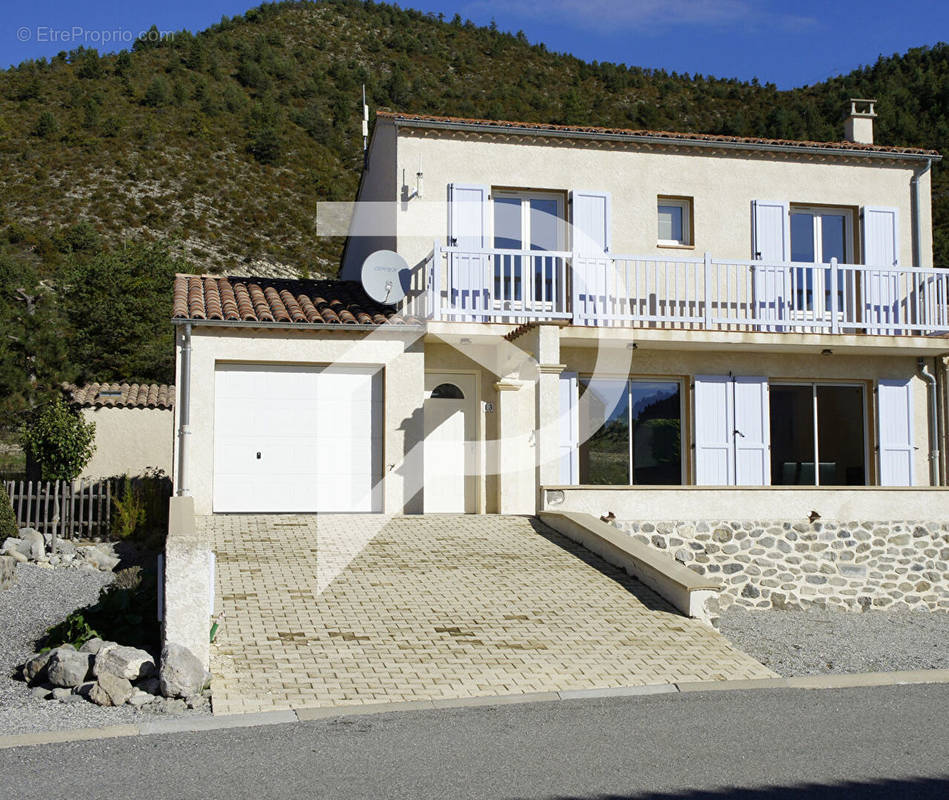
(614, 519, 949, 612)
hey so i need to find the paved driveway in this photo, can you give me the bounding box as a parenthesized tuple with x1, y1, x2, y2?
(204, 514, 773, 715)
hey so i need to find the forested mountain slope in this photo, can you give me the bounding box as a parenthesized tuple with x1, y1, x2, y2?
(0, 0, 945, 407)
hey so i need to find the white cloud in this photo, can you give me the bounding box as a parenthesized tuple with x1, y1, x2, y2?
(466, 0, 816, 35)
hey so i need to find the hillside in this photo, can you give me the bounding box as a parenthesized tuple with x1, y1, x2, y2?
(0, 0, 946, 416)
(0, 0, 946, 280)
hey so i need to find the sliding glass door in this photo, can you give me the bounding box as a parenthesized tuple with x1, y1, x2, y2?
(579, 379, 683, 485)
(770, 383, 866, 486)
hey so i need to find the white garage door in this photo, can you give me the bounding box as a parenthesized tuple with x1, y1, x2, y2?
(213, 364, 383, 513)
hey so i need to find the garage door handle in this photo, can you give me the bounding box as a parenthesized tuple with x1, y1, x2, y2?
(256, 452, 261, 459)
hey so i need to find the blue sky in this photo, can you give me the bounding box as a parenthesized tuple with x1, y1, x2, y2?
(3, 0, 946, 89)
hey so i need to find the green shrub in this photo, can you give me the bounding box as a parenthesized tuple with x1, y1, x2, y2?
(110, 471, 171, 549)
(246, 101, 283, 165)
(111, 476, 146, 541)
(142, 77, 170, 107)
(22, 396, 96, 481)
(32, 111, 58, 139)
(42, 609, 98, 650)
(0, 483, 17, 540)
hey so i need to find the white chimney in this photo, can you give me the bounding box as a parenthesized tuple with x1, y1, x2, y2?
(844, 98, 877, 144)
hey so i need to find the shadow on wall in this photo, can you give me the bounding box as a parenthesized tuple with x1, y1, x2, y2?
(396, 405, 425, 513)
(537, 776, 949, 800)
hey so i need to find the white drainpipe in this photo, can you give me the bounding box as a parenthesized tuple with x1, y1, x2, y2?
(176, 322, 192, 496)
(918, 357, 940, 486)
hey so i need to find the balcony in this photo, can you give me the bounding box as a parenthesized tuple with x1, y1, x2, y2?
(422, 243, 949, 336)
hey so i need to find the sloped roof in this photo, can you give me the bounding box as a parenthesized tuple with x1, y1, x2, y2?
(378, 111, 941, 159)
(172, 275, 416, 326)
(68, 382, 175, 410)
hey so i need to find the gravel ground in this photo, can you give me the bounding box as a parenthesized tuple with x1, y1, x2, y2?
(719, 605, 949, 677)
(0, 563, 209, 736)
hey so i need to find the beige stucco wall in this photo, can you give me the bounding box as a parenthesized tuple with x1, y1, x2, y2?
(173, 322, 940, 516)
(174, 325, 425, 516)
(79, 406, 174, 480)
(375, 123, 930, 273)
(542, 486, 949, 522)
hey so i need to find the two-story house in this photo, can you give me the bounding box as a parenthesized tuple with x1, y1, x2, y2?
(171, 102, 947, 528)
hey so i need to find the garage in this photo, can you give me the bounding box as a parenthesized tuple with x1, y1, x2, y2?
(213, 364, 383, 513)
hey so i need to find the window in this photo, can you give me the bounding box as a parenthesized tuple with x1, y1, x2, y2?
(657, 197, 693, 246)
(770, 383, 866, 486)
(430, 383, 464, 399)
(579, 379, 683, 485)
(492, 190, 564, 302)
(789, 206, 853, 312)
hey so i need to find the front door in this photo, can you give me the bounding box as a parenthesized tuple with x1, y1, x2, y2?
(423, 373, 478, 513)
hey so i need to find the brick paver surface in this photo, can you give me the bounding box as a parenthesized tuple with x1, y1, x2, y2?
(204, 514, 774, 715)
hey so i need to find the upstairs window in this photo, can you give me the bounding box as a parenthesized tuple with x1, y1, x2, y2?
(492, 190, 565, 302)
(657, 197, 693, 247)
(789, 206, 854, 311)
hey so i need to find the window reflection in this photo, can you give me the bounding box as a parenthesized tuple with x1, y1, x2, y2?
(579, 379, 682, 485)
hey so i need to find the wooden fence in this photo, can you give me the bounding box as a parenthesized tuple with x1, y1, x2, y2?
(3, 479, 113, 540)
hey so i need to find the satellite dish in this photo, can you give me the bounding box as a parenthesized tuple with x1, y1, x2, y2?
(360, 250, 410, 305)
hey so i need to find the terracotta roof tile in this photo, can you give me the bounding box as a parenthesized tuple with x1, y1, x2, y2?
(187, 276, 206, 320)
(172, 275, 415, 326)
(378, 111, 941, 158)
(67, 382, 175, 410)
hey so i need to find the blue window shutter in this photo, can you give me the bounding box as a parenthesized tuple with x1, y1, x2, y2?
(694, 375, 734, 485)
(559, 371, 579, 484)
(570, 190, 611, 325)
(878, 378, 914, 486)
(752, 200, 791, 330)
(447, 183, 490, 320)
(861, 206, 901, 334)
(733, 376, 770, 486)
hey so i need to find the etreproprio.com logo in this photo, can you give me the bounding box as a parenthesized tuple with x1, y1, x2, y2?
(16, 26, 174, 46)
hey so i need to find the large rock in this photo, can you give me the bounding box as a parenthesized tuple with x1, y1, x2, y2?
(1, 538, 30, 558)
(94, 645, 156, 681)
(78, 545, 120, 571)
(46, 647, 93, 688)
(22, 650, 54, 683)
(128, 688, 153, 707)
(159, 643, 207, 698)
(89, 672, 133, 707)
(79, 637, 110, 655)
(19, 529, 45, 560)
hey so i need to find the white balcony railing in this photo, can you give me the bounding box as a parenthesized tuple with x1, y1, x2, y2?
(422, 243, 949, 336)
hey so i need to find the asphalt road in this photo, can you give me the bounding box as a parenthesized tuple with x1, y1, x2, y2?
(2, 685, 947, 800)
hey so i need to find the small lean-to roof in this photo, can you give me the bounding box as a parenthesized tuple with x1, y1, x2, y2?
(68, 382, 175, 410)
(172, 274, 417, 326)
(378, 111, 941, 160)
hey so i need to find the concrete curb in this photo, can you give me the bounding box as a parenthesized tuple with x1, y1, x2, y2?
(3, 669, 948, 750)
